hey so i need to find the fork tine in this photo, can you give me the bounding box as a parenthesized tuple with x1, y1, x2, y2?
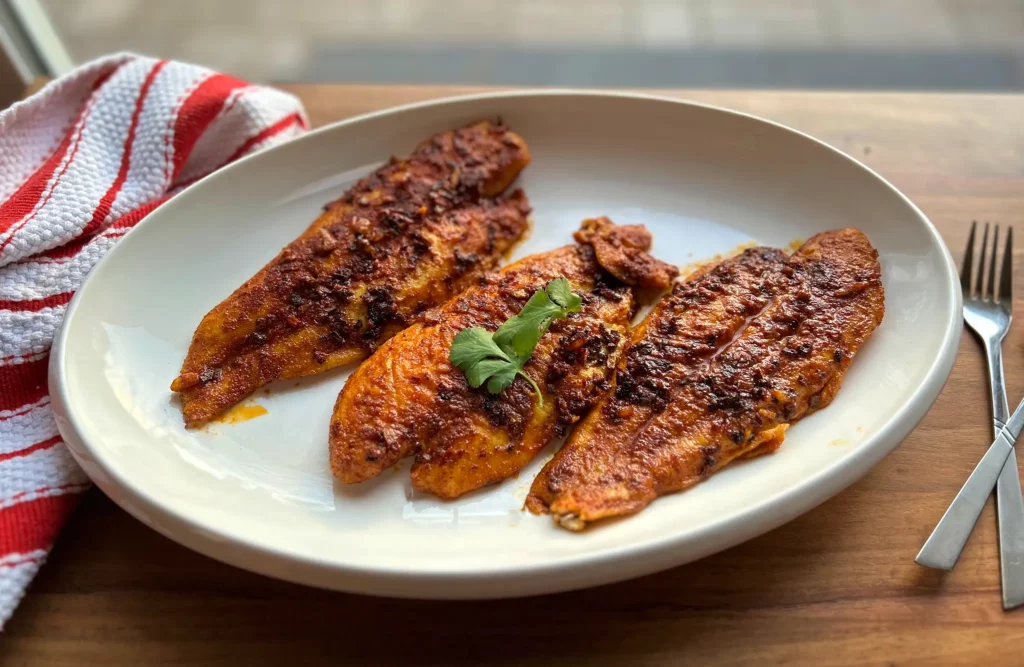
(1000, 226, 1014, 305)
(987, 224, 1000, 301)
(961, 221, 977, 294)
(977, 222, 990, 298)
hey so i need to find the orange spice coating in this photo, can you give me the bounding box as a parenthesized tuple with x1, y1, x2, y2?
(329, 218, 679, 499)
(171, 122, 532, 426)
(527, 228, 884, 530)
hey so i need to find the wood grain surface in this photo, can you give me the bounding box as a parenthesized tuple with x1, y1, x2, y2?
(4, 85, 1024, 666)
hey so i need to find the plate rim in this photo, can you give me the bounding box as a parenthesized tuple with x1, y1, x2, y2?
(49, 88, 962, 597)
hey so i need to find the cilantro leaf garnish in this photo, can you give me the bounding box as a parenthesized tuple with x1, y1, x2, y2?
(449, 278, 582, 404)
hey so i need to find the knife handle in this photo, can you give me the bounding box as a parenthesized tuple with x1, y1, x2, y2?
(916, 433, 1016, 570)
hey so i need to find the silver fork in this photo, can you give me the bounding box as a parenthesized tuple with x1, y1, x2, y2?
(919, 222, 1024, 608)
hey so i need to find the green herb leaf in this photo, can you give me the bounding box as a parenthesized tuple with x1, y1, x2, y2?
(466, 358, 512, 389)
(450, 327, 511, 372)
(493, 288, 556, 361)
(485, 364, 520, 394)
(448, 278, 583, 405)
(546, 277, 582, 311)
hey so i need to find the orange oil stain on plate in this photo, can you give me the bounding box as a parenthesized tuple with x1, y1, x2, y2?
(678, 237, 807, 281)
(678, 241, 759, 280)
(215, 402, 269, 425)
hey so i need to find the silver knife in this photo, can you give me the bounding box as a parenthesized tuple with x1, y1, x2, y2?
(916, 394, 1024, 570)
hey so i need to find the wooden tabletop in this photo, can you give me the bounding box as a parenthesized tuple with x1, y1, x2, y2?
(5, 85, 1024, 665)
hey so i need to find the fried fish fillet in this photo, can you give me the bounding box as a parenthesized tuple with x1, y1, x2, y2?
(330, 218, 678, 499)
(527, 228, 884, 529)
(171, 122, 531, 426)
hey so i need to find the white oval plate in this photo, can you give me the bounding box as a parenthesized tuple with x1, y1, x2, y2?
(51, 91, 960, 598)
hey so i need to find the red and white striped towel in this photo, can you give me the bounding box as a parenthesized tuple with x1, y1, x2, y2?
(0, 53, 307, 627)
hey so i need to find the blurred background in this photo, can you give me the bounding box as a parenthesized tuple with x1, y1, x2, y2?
(5, 0, 1024, 92)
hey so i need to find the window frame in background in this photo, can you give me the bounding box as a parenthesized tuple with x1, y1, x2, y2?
(0, 0, 72, 106)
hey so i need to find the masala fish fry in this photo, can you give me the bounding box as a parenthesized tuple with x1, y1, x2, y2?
(527, 228, 884, 530)
(171, 122, 531, 426)
(329, 217, 678, 499)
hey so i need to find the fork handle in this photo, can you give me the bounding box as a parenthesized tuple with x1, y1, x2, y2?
(987, 341, 1010, 426)
(997, 445, 1024, 608)
(986, 341, 1024, 609)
